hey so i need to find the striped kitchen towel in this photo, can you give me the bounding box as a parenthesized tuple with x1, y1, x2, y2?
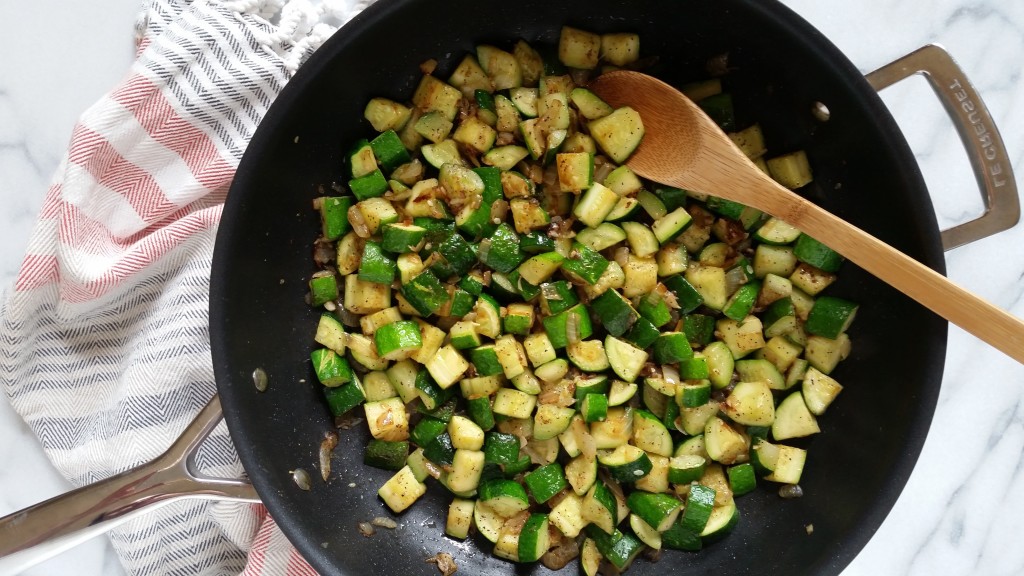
(0, 0, 374, 574)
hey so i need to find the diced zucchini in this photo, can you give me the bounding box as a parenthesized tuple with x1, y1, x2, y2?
(570, 87, 614, 120)
(558, 26, 601, 69)
(626, 491, 682, 532)
(588, 107, 644, 164)
(477, 44, 522, 91)
(573, 182, 620, 228)
(716, 315, 766, 359)
(621, 221, 660, 258)
(604, 335, 649, 383)
(364, 97, 412, 132)
(607, 380, 638, 407)
(806, 296, 859, 339)
(652, 207, 693, 244)
(512, 40, 544, 86)
(549, 491, 586, 538)
(704, 416, 747, 465)
(567, 339, 610, 372)
(556, 152, 594, 192)
(425, 344, 470, 389)
(720, 380, 775, 426)
(453, 115, 497, 153)
(524, 462, 568, 504)
(802, 366, 843, 415)
(446, 498, 476, 540)
(772, 391, 821, 440)
(378, 465, 427, 513)
(764, 444, 808, 484)
(532, 404, 576, 441)
(804, 333, 851, 374)
(621, 254, 658, 298)
(448, 54, 491, 96)
(447, 448, 486, 493)
(542, 303, 593, 349)
(344, 274, 391, 315)
(590, 406, 634, 449)
(767, 150, 813, 189)
(473, 500, 505, 543)
(523, 331, 557, 367)
(310, 348, 353, 387)
(413, 75, 462, 122)
(492, 388, 537, 419)
(582, 481, 618, 534)
(632, 409, 673, 457)
(585, 526, 644, 571)
(599, 444, 652, 483)
(518, 514, 551, 563)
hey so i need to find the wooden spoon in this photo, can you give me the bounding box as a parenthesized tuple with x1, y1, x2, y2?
(589, 70, 1024, 364)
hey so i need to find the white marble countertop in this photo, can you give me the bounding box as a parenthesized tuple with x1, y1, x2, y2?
(2, 1, 1023, 575)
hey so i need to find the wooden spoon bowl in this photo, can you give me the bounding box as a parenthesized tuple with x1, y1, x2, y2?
(590, 70, 1024, 363)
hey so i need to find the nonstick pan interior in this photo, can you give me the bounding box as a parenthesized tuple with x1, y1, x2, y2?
(211, 1, 947, 574)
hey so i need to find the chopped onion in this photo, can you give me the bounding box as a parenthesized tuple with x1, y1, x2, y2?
(661, 289, 681, 310)
(724, 266, 749, 295)
(319, 431, 339, 482)
(564, 311, 581, 345)
(313, 238, 336, 266)
(542, 163, 559, 185)
(347, 205, 371, 238)
(425, 552, 457, 576)
(580, 428, 597, 459)
(337, 306, 361, 328)
(477, 239, 492, 263)
(336, 414, 364, 430)
(503, 511, 531, 535)
(372, 516, 398, 529)
(423, 459, 444, 480)
(662, 365, 680, 386)
(490, 199, 509, 223)
(592, 158, 615, 184)
(613, 246, 630, 267)
(422, 251, 446, 269)
(358, 522, 376, 537)
(526, 163, 544, 184)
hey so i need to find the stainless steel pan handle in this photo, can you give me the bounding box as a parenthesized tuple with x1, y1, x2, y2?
(866, 43, 1020, 250)
(0, 396, 259, 574)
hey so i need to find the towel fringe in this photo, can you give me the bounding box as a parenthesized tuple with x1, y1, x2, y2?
(224, 0, 372, 73)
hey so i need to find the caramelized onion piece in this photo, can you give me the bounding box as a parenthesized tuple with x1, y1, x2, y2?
(426, 552, 458, 576)
(372, 516, 398, 529)
(358, 522, 376, 537)
(347, 205, 371, 238)
(542, 536, 580, 570)
(319, 431, 339, 481)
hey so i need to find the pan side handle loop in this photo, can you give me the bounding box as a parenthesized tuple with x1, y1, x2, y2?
(0, 395, 259, 574)
(866, 43, 1019, 251)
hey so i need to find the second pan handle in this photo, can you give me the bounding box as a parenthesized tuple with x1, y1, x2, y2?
(866, 43, 1019, 250)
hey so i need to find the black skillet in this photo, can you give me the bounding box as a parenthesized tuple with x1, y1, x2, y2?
(210, 0, 966, 574)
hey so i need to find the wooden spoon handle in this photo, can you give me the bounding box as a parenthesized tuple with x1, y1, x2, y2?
(781, 192, 1024, 363)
